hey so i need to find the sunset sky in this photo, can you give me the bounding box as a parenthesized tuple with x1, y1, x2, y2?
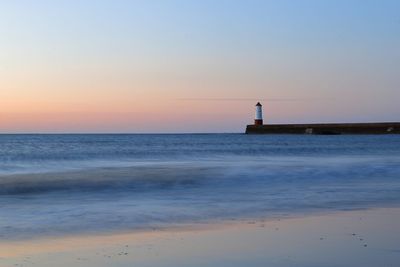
(1, 0, 399, 133)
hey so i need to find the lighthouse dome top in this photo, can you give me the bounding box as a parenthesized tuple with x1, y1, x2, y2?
(256, 102, 262, 106)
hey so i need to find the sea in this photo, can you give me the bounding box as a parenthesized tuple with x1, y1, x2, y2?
(0, 134, 400, 240)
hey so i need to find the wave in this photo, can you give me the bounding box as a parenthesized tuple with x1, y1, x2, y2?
(1, 156, 400, 196)
(0, 164, 225, 195)
(1, 156, 400, 241)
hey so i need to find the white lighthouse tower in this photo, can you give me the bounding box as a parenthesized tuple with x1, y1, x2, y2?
(255, 102, 263, 125)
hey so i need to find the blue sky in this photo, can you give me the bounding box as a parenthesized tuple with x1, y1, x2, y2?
(0, 0, 399, 132)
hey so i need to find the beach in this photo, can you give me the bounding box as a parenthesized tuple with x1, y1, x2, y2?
(1, 207, 399, 267)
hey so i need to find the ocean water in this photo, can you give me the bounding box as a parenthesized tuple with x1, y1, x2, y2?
(0, 134, 400, 240)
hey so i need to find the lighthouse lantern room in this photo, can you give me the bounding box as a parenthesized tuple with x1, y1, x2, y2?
(254, 102, 263, 125)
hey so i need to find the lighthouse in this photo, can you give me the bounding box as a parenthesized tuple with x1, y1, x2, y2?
(255, 102, 263, 125)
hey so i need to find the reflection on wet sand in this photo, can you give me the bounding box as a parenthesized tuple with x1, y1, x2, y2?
(1, 208, 399, 267)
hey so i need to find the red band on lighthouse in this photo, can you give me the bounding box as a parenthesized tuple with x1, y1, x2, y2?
(254, 102, 263, 125)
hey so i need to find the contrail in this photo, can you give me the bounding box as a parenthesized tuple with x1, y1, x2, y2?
(177, 98, 319, 102)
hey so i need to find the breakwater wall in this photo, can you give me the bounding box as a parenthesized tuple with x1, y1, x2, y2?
(245, 122, 400, 135)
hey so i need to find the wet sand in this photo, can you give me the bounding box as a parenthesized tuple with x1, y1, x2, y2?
(1, 208, 399, 267)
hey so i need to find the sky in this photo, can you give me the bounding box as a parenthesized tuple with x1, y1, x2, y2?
(0, 0, 399, 133)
